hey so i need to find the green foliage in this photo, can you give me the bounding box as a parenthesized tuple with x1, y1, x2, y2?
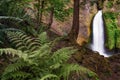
(40, 74, 59, 80)
(54, 8, 73, 21)
(0, 28, 98, 80)
(0, 45, 98, 80)
(38, 32, 49, 45)
(45, 0, 72, 21)
(0, 0, 37, 35)
(53, 0, 72, 21)
(0, 16, 25, 28)
(106, 1, 113, 8)
(0, 16, 34, 37)
(0, 0, 31, 18)
(0, 20, 49, 48)
(0, 1, 99, 80)
(103, 12, 120, 49)
(115, 29, 120, 48)
(0, 16, 24, 22)
(4, 30, 40, 51)
(0, 16, 40, 37)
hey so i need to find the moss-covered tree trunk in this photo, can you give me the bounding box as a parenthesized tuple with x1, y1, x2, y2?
(68, 0, 79, 44)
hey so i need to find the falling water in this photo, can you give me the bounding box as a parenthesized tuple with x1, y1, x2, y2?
(91, 10, 109, 57)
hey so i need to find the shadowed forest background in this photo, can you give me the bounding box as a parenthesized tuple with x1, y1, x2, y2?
(0, 0, 120, 80)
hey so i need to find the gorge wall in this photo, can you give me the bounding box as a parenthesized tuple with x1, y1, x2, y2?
(78, 0, 97, 45)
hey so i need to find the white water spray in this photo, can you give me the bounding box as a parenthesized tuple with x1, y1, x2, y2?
(91, 10, 108, 57)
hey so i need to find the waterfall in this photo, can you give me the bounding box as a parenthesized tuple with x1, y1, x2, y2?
(91, 10, 108, 57)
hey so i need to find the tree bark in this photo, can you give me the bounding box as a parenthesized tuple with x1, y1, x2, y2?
(48, 7, 54, 28)
(68, 0, 80, 43)
(36, 0, 44, 27)
(39, 0, 44, 24)
(37, 0, 41, 26)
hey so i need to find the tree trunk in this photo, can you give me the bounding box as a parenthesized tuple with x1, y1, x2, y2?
(37, 0, 41, 26)
(48, 7, 54, 28)
(36, 0, 44, 27)
(68, 0, 80, 44)
(39, 0, 44, 25)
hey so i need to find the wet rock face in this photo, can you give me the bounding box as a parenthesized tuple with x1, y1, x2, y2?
(77, 1, 97, 45)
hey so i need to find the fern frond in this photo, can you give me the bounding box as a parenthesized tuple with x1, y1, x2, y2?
(2, 71, 31, 80)
(0, 16, 23, 22)
(38, 32, 49, 44)
(0, 48, 32, 63)
(2, 60, 27, 76)
(0, 28, 25, 33)
(0, 16, 26, 29)
(60, 64, 98, 80)
(10, 71, 31, 79)
(60, 64, 80, 80)
(51, 47, 77, 64)
(40, 74, 59, 80)
(4, 30, 40, 51)
(29, 44, 51, 58)
(0, 48, 22, 57)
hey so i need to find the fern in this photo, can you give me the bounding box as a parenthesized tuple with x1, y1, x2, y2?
(38, 32, 49, 45)
(0, 49, 32, 80)
(51, 47, 77, 64)
(2, 71, 31, 80)
(1, 61, 30, 80)
(0, 28, 99, 80)
(40, 74, 59, 80)
(0, 16, 26, 29)
(0, 48, 22, 56)
(0, 44, 99, 80)
(60, 64, 98, 80)
(0, 16, 23, 22)
(4, 30, 40, 51)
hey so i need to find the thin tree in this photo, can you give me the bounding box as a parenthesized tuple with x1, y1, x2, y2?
(36, 0, 44, 29)
(39, 0, 44, 25)
(48, 7, 54, 28)
(68, 0, 80, 44)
